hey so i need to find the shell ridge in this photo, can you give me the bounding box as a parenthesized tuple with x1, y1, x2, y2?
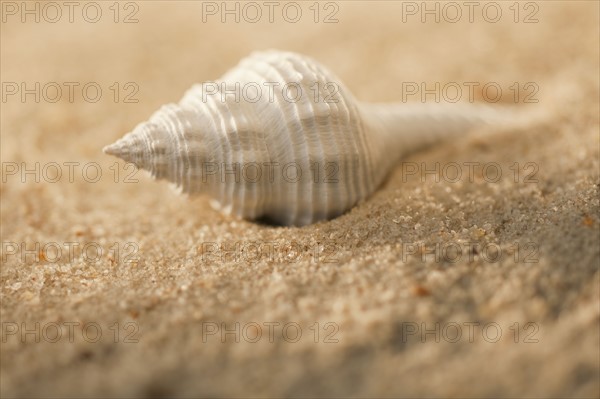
(296, 56, 335, 222)
(285, 54, 324, 224)
(235, 66, 280, 219)
(213, 84, 242, 215)
(311, 62, 353, 218)
(203, 89, 231, 212)
(253, 56, 306, 225)
(166, 105, 191, 192)
(216, 83, 247, 218)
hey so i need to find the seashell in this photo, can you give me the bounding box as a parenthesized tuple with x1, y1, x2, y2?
(104, 50, 504, 226)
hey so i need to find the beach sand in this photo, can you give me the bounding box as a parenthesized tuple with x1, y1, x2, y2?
(1, 1, 599, 397)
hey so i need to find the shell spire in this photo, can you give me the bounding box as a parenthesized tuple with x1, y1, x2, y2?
(103, 132, 145, 165)
(104, 50, 507, 226)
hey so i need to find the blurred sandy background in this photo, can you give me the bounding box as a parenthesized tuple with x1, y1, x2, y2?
(1, 1, 599, 397)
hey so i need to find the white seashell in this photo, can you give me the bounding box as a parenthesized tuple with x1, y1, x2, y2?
(104, 50, 504, 226)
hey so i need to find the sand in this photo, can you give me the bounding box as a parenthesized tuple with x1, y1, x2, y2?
(1, 1, 599, 397)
